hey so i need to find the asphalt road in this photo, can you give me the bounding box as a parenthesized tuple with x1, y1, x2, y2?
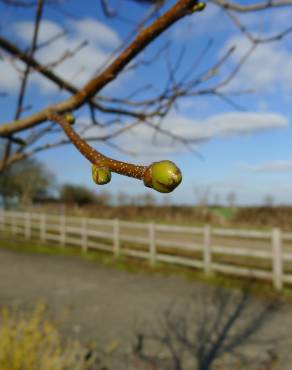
(0, 247, 291, 369)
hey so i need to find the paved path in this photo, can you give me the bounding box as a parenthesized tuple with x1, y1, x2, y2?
(0, 248, 198, 342)
(0, 247, 291, 369)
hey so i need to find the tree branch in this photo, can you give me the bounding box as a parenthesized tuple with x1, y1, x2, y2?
(0, 0, 204, 138)
(47, 112, 182, 193)
(212, 0, 292, 12)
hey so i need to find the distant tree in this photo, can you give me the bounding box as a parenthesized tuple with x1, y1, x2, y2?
(117, 191, 130, 206)
(263, 194, 275, 207)
(0, 157, 54, 209)
(212, 193, 221, 207)
(162, 196, 172, 206)
(95, 190, 113, 206)
(142, 193, 156, 206)
(0, 169, 17, 209)
(194, 185, 211, 208)
(131, 192, 157, 206)
(226, 192, 237, 209)
(130, 194, 144, 206)
(59, 184, 97, 206)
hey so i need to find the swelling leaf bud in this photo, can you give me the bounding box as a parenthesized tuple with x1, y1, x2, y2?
(65, 113, 75, 125)
(144, 160, 182, 193)
(92, 165, 111, 185)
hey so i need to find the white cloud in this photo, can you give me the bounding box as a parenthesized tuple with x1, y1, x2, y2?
(33, 38, 109, 92)
(13, 20, 63, 44)
(110, 111, 289, 158)
(220, 35, 292, 93)
(170, 111, 288, 140)
(72, 18, 120, 49)
(3, 18, 121, 93)
(0, 57, 24, 90)
(242, 159, 292, 173)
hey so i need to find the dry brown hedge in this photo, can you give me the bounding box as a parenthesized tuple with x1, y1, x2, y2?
(231, 206, 292, 230)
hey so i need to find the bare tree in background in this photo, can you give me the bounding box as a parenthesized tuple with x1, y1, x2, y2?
(263, 194, 275, 207)
(194, 185, 211, 208)
(117, 191, 131, 206)
(226, 191, 237, 209)
(212, 193, 221, 207)
(130, 286, 283, 370)
(1, 0, 292, 193)
(142, 192, 157, 206)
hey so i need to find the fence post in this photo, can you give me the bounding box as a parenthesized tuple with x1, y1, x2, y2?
(25, 212, 31, 239)
(10, 212, 17, 234)
(60, 214, 66, 246)
(203, 224, 212, 274)
(272, 228, 283, 290)
(0, 210, 5, 232)
(81, 217, 88, 253)
(149, 222, 156, 266)
(113, 219, 120, 257)
(40, 213, 46, 242)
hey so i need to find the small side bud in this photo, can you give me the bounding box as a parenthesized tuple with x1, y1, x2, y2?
(92, 165, 111, 185)
(191, 2, 206, 12)
(65, 113, 75, 125)
(143, 160, 182, 193)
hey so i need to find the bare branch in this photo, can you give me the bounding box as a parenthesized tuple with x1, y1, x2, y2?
(0, 36, 162, 120)
(1, 0, 44, 171)
(14, 0, 44, 120)
(212, 0, 292, 12)
(0, 0, 205, 137)
(225, 7, 292, 44)
(46, 112, 182, 193)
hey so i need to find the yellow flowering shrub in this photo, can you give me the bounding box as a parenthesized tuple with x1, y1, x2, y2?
(0, 303, 96, 370)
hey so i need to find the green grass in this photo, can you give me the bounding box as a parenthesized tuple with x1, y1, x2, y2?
(212, 207, 236, 220)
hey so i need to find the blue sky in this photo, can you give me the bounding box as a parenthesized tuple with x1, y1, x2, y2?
(1, 0, 292, 205)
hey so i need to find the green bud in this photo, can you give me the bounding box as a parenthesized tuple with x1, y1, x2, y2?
(65, 113, 75, 125)
(92, 165, 111, 185)
(192, 2, 206, 12)
(144, 160, 182, 193)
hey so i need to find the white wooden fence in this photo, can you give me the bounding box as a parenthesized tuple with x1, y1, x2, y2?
(1, 209, 292, 290)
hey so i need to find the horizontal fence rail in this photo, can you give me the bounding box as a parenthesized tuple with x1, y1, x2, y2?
(1, 209, 292, 290)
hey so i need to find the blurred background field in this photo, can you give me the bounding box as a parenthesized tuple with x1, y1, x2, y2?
(31, 202, 292, 231)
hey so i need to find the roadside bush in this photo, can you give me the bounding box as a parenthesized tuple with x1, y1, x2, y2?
(0, 303, 97, 370)
(232, 206, 292, 230)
